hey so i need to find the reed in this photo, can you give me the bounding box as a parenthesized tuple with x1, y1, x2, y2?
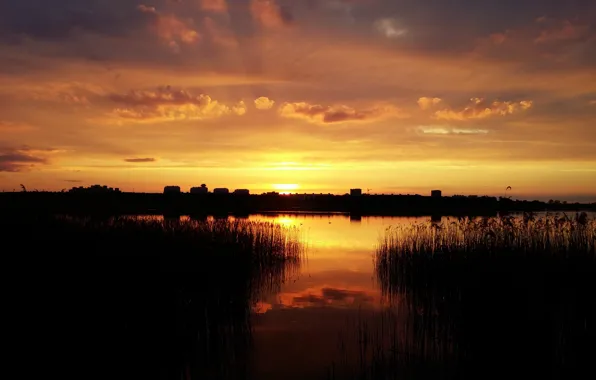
(3, 214, 304, 380)
(370, 213, 596, 379)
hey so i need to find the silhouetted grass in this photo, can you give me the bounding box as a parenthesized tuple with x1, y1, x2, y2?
(3, 215, 304, 380)
(369, 213, 596, 379)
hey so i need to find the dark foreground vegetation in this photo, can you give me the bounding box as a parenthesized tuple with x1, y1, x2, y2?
(355, 213, 596, 379)
(1, 191, 594, 216)
(3, 215, 303, 380)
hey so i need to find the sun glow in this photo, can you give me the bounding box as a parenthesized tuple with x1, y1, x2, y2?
(273, 184, 300, 191)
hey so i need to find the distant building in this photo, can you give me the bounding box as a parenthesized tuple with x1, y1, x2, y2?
(233, 189, 250, 195)
(69, 184, 120, 194)
(350, 188, 362, 196)
(164, 186, 181, 194)
(431, 190, 442, 198)
(213, 188, 230, 194)
(190, 184, 208, 194)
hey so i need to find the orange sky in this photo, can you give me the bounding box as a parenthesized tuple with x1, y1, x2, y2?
(1, 0, 595, 201)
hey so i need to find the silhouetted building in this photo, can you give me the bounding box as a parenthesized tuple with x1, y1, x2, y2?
(350, 188, 362, 196)
(213, 188, 230, 194)
(69, 185, 121, 194)
(190, 184, 208, 194)
(233, 189, 250, 195)
(431, 190, 442, 198)
(164, 186, 181, 194)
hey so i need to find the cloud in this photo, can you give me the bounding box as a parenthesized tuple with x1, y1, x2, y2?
(434, 98, 533, 120)
(418, 126, 489, 135)
(0, 149, 48, 172)
(200, 0, 228, 12)
(589, 100, 596, 106)
(137, 4, 201, 49)
(124, 158, 156, 163)
(0, 0, 152, 41)
(9, 81, 106, 105)
(254, 96, 275, 110)
(535, 19, 591, 44)
(472, 16, 596, 68)
(108, 86, 243, 122)
(64, 179, 83, 183)
(250, 0, 293, 29)
(374, 18, 407, 39)
(0, 121, 34, 133)
(232, 101, 248, 116)
(279, 102, 407, 124)
(417, 97, 442, 110)
(202, 16, 239, 48)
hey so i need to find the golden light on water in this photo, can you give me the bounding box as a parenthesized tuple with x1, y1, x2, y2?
(274, 217, 297, 227)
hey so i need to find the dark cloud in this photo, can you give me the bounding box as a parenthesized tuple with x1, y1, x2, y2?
(376, 0, 596, 44)
(0, 151, 47, 172)
(124, 158, 156, 163)
(0, 0, 153, 41)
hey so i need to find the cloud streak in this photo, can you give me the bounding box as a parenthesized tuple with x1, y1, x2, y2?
(433, 98, 533, 120)
(279, 102, 407, 124)
(124, 158, 157, 163)
(109, 86, 245, 122)
(0, 150, 48, 172)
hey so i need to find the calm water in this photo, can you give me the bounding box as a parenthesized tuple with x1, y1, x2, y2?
(248, 214, 418, 379)
(126, 212, 595, 379)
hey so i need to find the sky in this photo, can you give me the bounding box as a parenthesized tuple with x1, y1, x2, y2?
(0, 0, 595, 201)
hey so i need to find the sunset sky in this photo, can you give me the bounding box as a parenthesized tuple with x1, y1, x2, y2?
(1, 0, 595, 201)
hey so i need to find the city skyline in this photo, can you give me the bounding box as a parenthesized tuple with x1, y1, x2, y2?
(7, 182, 595, 203)
(1, 1, 595, 202)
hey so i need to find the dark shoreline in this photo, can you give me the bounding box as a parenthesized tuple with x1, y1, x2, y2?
(1, 192, 594, 216)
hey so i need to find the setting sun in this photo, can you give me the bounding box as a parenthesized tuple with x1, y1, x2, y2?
(273, 184, 300, 191)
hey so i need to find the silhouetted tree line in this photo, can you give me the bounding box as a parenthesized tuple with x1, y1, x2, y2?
(0, 188, 593, 216)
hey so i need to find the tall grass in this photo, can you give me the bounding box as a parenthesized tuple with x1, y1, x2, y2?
(3, 215, 304, 380)
(369, 213, 596, 379)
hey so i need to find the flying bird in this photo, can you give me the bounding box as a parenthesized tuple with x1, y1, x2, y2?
(506, 186, 512, 190)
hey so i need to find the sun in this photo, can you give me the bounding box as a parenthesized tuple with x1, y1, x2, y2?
(273, 184, 299, 191)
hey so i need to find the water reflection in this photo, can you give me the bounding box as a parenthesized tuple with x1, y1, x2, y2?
(244, 212, 595, 380)
(246, 214, 429, 379)
(84, 212, 594, 379)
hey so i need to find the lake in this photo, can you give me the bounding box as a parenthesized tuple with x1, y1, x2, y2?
(6, 211, 593, 380)
(199, 212, 594, 379)
(248, 214, 419, 379)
